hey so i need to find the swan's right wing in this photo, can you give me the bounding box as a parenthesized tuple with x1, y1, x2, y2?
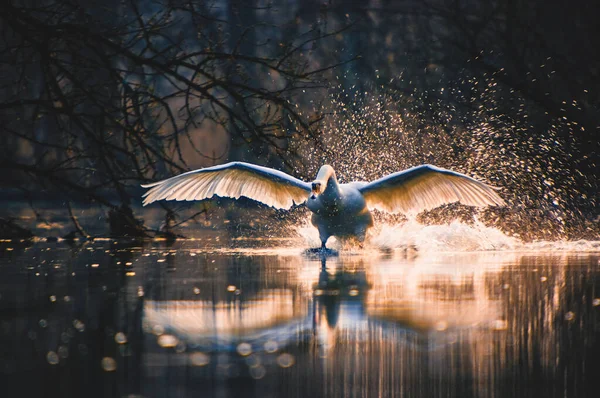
(359, 164, 504, 214)
(142, 162, 311, 209)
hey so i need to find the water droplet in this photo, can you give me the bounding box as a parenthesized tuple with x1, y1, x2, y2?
(236, 343, 252, 356)
(114, 332, 127, 344)
(276, 353, 295, 368)
(264, 340, 278, 353)
(49, 295, 56, 303)
(157, 334, 178, 348)
(39, 319, 48, 328)
(189, 352, 210, 366)
(101, 357, 117, 371)
(565, 311, 575, 321)
(46, 351, 59, 365)
(73, 320, 85, 332)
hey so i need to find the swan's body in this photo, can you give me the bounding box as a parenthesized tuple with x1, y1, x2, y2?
(142, 162, 504, 248)
(304, 166, 373, 244)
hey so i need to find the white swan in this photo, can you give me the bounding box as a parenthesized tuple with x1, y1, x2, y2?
(141, 162, 504, 248)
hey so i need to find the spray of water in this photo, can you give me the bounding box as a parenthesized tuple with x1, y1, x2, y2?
(290, 218, 600, 253)
(288, 71, 599, 246)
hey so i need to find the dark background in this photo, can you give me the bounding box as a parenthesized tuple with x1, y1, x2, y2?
(1, 0, 598, 240)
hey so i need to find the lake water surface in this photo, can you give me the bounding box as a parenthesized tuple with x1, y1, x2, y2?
(1, 238, 600, 398)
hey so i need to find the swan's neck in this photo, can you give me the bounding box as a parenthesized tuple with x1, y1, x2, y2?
(315, 165, 341, 202)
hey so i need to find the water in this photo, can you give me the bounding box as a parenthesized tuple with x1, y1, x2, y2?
(1, 237, 600, 398)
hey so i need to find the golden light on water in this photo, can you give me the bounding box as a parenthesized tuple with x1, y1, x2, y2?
(189, 352, 210, 367)
(236, 343, 252, 356)
(6, 237, 595, 396)
(276, 353, 295, 368)
(157, 334, 179, 348)
(264, 340, 278, 353)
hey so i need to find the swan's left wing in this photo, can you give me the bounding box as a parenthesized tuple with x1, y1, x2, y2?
(142, 162, 311, 209)
(359, 165, 504, 214)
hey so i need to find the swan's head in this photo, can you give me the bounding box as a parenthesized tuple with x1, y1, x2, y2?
(310, 165, 336, 199)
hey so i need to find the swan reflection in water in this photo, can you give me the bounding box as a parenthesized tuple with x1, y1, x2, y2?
(142, 251, 515, 363)
(138, 246, 592, 398)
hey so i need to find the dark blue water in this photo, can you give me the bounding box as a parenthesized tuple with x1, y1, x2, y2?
(1, 239, 599, 398)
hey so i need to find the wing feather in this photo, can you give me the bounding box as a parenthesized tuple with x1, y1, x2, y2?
(142, 162, 311, 209)
(359, 164, 504, 214)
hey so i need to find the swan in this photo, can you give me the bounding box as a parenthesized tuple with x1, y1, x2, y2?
(141, 162, 504, 248)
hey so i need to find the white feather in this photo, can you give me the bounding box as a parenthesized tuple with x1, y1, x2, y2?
(359, 164, 504, 214)
(141, 162, 311, 209)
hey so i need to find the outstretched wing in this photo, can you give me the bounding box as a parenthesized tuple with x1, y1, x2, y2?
(142, 162, 311, 209)
(359, 164, 504, 214)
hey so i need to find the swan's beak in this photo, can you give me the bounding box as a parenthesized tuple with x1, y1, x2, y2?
(311, 182, 322, 199)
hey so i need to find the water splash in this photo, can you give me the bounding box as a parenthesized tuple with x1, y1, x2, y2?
(293, 218, 516, 252)
(291, 75, 598, 241)
(369, 220, 517, 252)
(293, 218, 600, 253)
